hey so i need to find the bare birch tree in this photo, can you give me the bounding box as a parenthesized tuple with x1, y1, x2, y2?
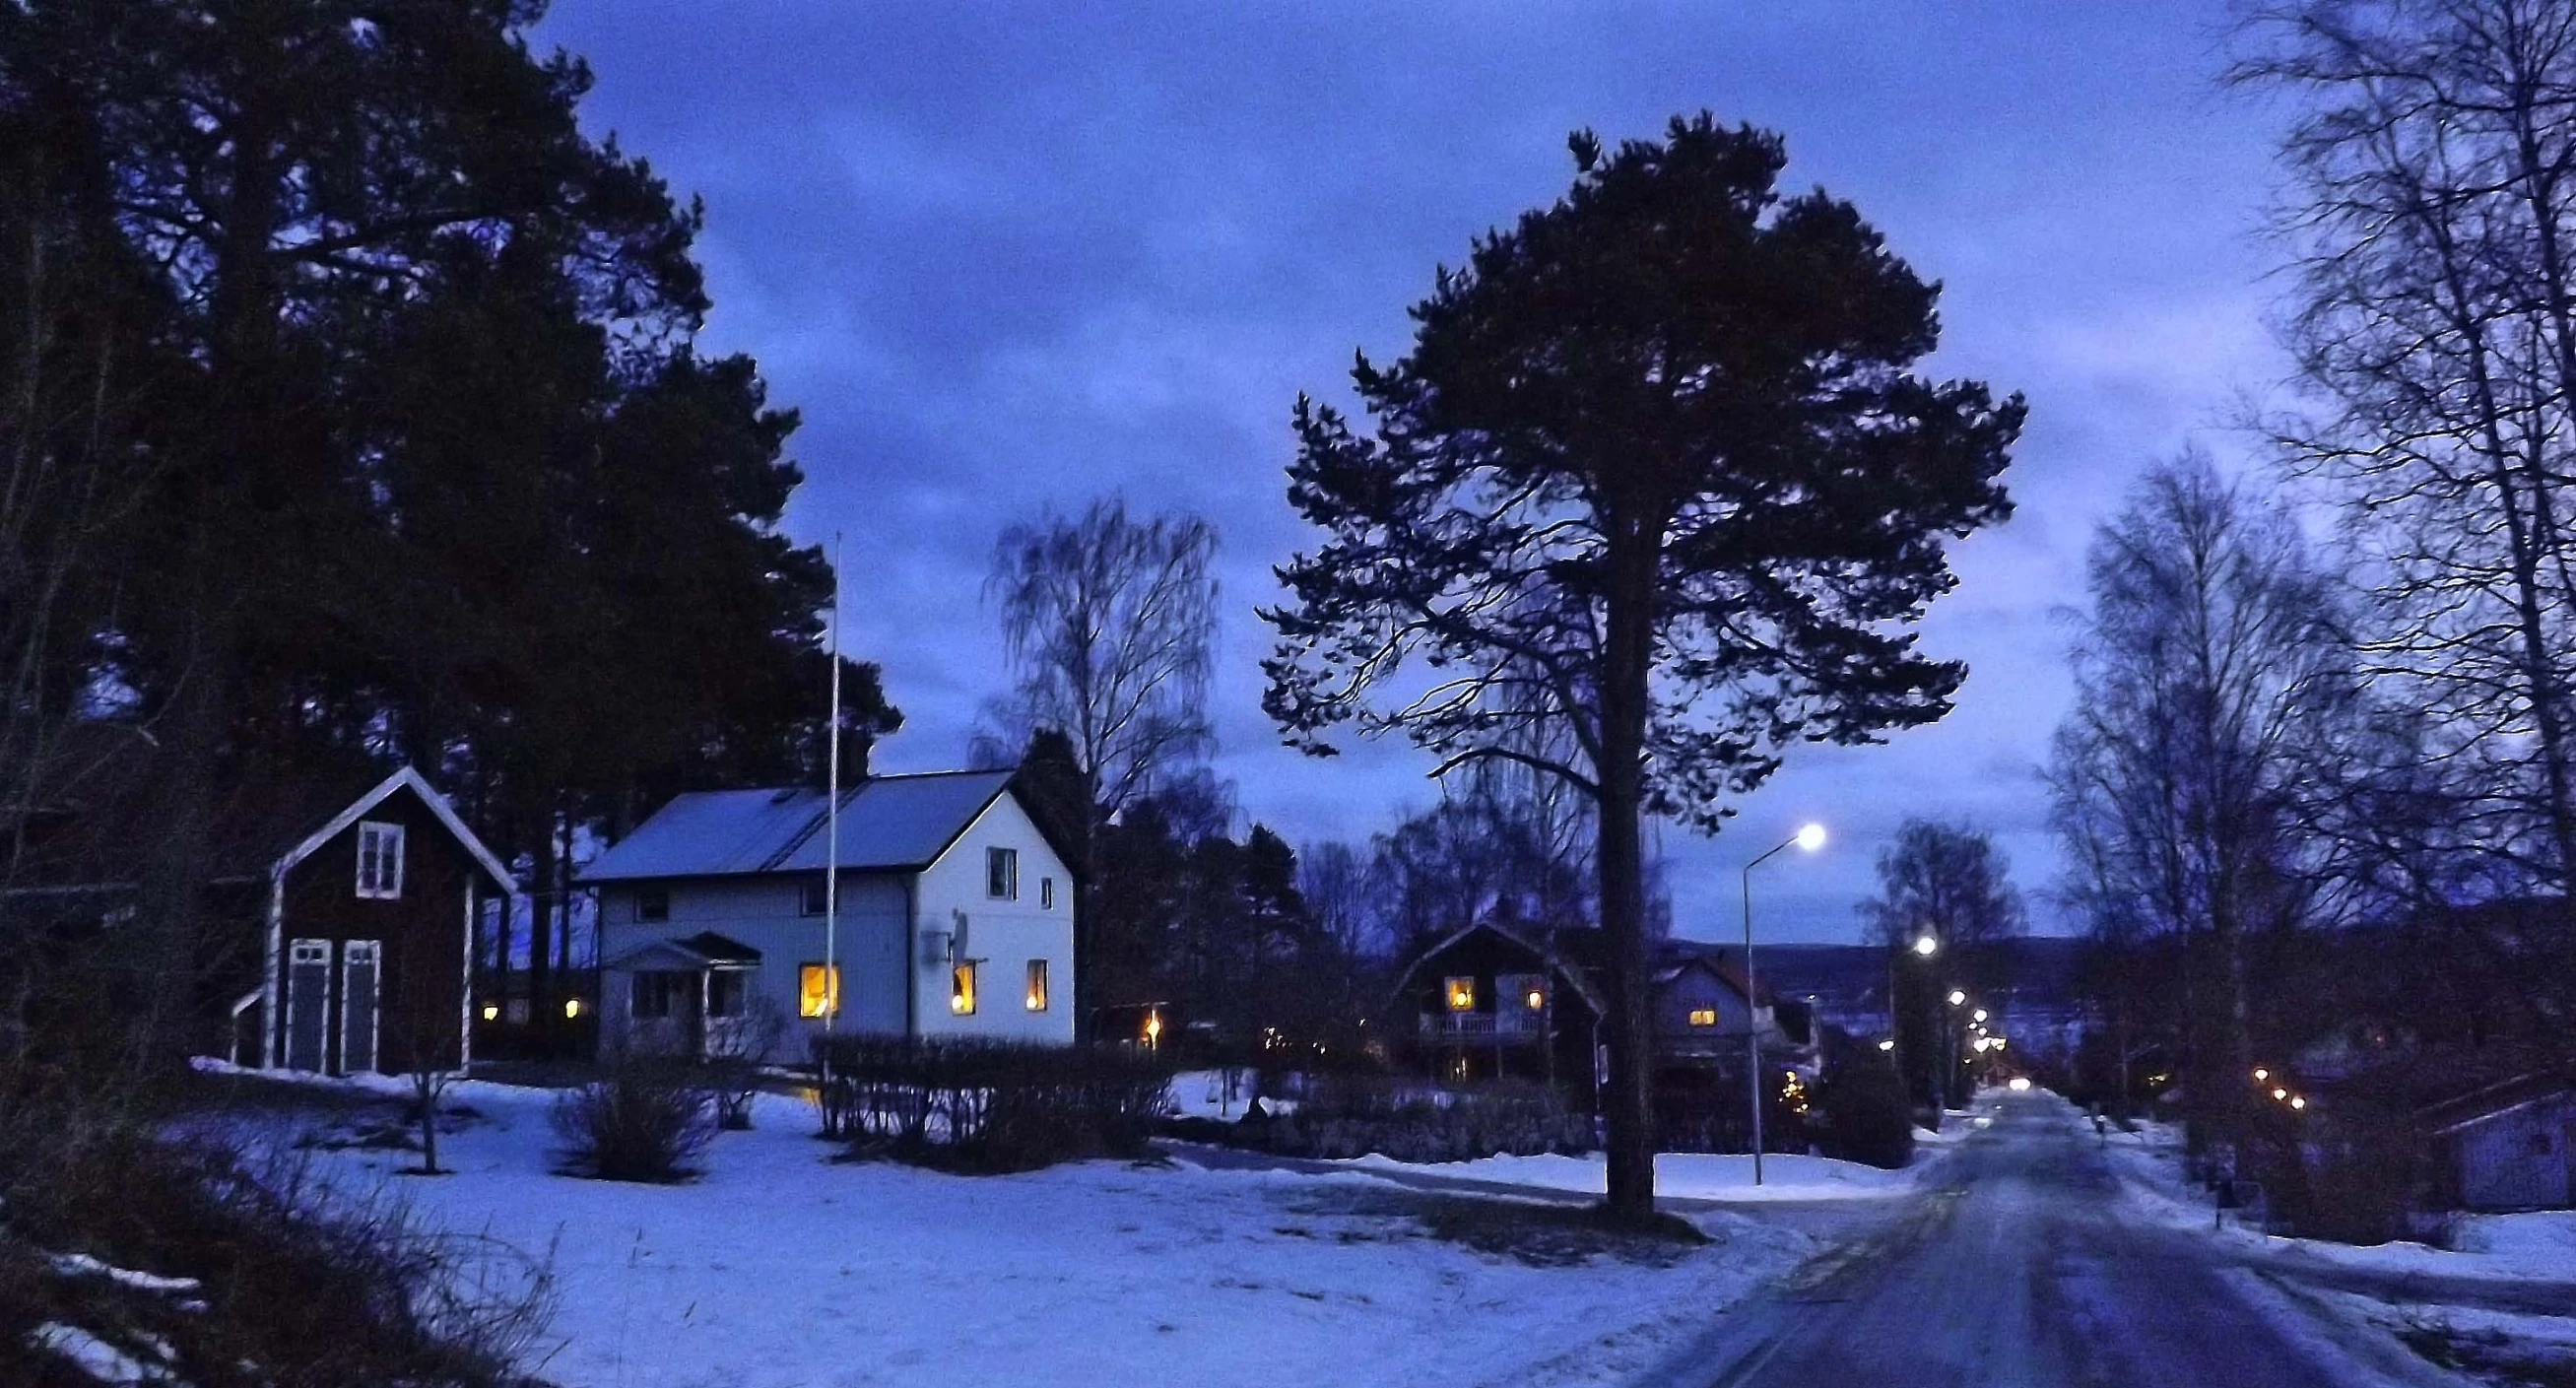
(981, 496, 1220, 1035)
(2234, 0, 2576, 909)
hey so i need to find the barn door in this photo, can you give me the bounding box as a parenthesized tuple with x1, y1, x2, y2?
(340, 941, 381, 1075)
(285, 940, 330, 1072)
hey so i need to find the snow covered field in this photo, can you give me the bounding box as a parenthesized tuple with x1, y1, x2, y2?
(244, 1076, 1818, 1388)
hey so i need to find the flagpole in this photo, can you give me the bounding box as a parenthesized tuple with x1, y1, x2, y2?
(824, 534, 843, 1070)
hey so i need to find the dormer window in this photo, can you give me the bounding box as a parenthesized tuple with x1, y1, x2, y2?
(356, 822, 404, 899)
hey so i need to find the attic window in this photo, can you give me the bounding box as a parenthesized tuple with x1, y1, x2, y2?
(355, 822, 404, 899)
(636, 887, 670, 923)
(801, 878, 829, 917)
(1040, 876, 1054, 909)
(986, 848, 1019, 900)
(1686, 1008, 1718, 1027)
(1444, 977, 1476, 1012)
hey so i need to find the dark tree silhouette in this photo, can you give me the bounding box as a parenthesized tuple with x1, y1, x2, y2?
(1264, 115, 2019, 1216)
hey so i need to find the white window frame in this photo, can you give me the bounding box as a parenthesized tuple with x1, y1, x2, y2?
(986, 847, 1019, 900)
(1039, 876, 1054, 909)
(341, 940, 381, 1074)
(356, 821, 405, 899)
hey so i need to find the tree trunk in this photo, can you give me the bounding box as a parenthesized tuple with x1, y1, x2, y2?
(1596, 514, 1660, 1221)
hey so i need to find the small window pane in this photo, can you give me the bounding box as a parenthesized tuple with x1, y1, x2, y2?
(985, 848, 1018, 899)
(801, 879, 829, 917)
(1040, 877, 1054, 909)
(1444, 976, 1476, 1012)
(1687, 1008, 1718, 1027)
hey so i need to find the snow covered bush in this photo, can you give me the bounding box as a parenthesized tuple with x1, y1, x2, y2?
(551, 1062, 717, 1182)
(812, 1037, 1173, 1171)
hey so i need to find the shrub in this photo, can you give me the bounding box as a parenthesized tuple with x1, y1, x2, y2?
(1815, 1061, 1915, 1170)
(551, 1063, 716, 1182)
(813, 1037, 1173, 1172)
(1199, 1076, 1594, 1162)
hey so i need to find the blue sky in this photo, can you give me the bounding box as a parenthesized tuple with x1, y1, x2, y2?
(539, 2, 2291, 943)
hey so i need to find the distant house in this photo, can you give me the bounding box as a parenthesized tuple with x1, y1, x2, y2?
(2420, 1070, 2575, 1212)
(1388, 924, 1811, 1128)
(2, 750, 513, 1077)
(579, 769, 1077, 1061)
(1390, 923, 1606, 1096)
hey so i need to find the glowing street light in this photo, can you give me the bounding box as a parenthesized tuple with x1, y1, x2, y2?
(1972, 1008, 1988, 1024)
(2253, 1067, 2270, 1083)
(1744, 822, 1829, 1186)
(1878, 1037, 1896, 1052)
(1948, 989, 1967, 1007)
(1912, 935, 1940, 958)
(2290, 1096, 2307, 1110)
(2272, 1088, 2288, 1101)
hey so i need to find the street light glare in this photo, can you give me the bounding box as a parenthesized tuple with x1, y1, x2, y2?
(1972, 1008, 1988, 1023)
(1795, 823, 1827, 852)
(1948, 989, 1966, 1007)
(1912, 935, 1940, 957)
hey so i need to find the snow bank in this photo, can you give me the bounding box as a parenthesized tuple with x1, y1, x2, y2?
(245, 1078, 1806, 1388)
(1344, 1149, 1923, 1203)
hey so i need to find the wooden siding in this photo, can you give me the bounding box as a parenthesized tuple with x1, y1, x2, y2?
(272, 785, 474, 1074)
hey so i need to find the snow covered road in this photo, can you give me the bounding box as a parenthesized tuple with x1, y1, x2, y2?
(1645, 1091, 2470, 1388)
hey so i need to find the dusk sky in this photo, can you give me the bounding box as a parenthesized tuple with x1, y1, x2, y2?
(539, 2, 2293, 944)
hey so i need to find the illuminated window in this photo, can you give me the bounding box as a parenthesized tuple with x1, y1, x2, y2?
(1526, 988, 1546, 1010)
(798, 962, 839, 1019)
(1686, 1008, 1718, 1027)
(1024, 958, 1049, 1012)
(355, 822, 404, 899)
(1444, 976, 1476, 1012)
(986, 847, 1019, 900)
(952, 961, 979, 1015)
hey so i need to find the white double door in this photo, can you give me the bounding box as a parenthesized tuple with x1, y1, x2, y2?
(284, 938, 380, 1074)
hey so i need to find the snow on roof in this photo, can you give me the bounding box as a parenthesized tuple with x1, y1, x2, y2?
(576, 770, 1018, 884)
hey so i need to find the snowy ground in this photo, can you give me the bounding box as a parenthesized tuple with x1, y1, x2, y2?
(222, 1072, 1822, 1388)
(2100, 1106, 2576, 1384)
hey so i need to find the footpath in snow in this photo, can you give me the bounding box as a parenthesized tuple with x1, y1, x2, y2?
(216, 1071, 1832, 1388)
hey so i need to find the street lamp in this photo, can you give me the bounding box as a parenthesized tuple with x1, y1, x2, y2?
(1743, 823, 1826, 1186)
(1948, 989, 1966, 1007)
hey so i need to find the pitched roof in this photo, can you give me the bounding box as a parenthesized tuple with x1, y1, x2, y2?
(576, 769, 1021, 884)
(602, 931, 763, 971)
(279, 766, 515, 892)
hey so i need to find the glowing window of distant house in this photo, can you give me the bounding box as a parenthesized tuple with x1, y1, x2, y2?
(1024, 958, 1049, 1012)
(798, 963, 838, 1019)
(952, 960, 979, 1015)
(1686, 1008, 1718, 1027)
(1444, 976, 1477, 1012)
(355, 822, 404, 899)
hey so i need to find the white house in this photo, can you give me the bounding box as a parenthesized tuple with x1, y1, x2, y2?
(578, 769, 1078, 1059)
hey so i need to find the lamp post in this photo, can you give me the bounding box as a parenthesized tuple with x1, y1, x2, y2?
(1888, 933, 1938, 1113)
(1742, 822, 1825, 1186)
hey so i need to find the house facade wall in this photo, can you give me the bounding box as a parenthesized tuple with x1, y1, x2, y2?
(2447, 1093, 2574, 1212)
(596, 873, 910, 1053)
(912, 792, 1075, 1044)
(272, 786, 475, 1074)
(1653, 965, 1756, 1052)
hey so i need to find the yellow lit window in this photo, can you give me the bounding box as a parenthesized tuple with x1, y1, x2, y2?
(1024, 958, 1049, 1012)
(798, 963, 839, 1019)
(1524, 987, 1546, 1011)
(1686, 1008, 1717, 1027)
(952, 961, 978, 1016)
(1444, 976, 1476, 1012)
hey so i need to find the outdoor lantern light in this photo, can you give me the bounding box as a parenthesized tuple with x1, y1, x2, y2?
(2290, 1096, 2307, 1110)
(2272, 1087, 2288, 1101)
(563, 998, 581, 1020)
(1525, 988, 1546, 1011)
(1795, 823, 1827, 852)
(480, 1003, 498, 1022)
(1972, 1008, 1988, 1023)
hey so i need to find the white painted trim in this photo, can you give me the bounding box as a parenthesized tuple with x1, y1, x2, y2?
(276, 766, 515, 892)
(459, 884, 476, 1071)
(341, 940, 381, 1074)
(354, 821, 405, 898)
(283, 938, 330, 1072)
(258, 869, 285, 1068)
